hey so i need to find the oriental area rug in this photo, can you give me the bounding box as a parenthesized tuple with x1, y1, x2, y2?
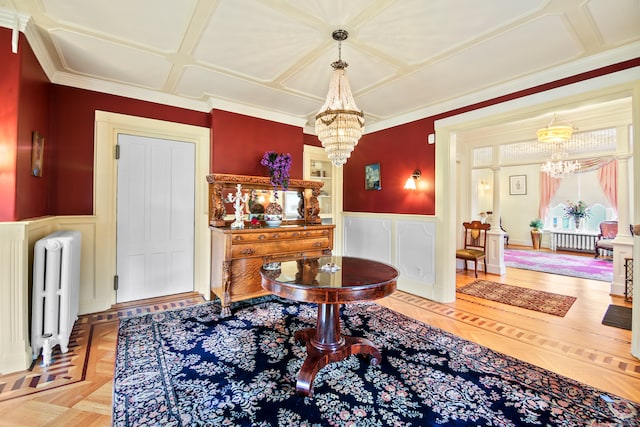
(113, 295, 639, 426)
(504, 249, 613, 282)
(457, 280, 577, 317)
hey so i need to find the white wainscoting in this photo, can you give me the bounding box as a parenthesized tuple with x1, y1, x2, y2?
(342, 213, 436, 299)
(0, 213, 210, 374)
(0, 216, 97, 374)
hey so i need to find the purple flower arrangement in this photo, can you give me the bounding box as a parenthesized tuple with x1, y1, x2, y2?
(260, 151, 291, 199)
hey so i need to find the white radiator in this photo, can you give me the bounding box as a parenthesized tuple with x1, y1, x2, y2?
(548, 230, 597, 253)
(31, 230, 81, 366)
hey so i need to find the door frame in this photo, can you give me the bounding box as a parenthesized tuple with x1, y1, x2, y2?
(94, 111, 210, 306)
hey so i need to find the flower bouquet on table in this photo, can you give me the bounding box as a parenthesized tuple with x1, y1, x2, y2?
(564, 200, 591, 229)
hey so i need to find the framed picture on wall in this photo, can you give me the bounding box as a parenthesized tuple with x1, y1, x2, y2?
(31, 131, 44, 177)
(365, 163, 381, 190)
(509, 175, 526, 195)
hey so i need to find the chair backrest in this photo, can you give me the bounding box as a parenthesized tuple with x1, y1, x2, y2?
(598, 221, 618, 239)
(462, 221, 491, 251)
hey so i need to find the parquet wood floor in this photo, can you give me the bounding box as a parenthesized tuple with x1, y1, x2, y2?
(0, 256, 637, 426)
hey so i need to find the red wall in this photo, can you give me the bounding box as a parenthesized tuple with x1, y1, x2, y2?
(49, 85, 211, 215)
(15, 33, 51, 220)
(344, 119, 435, 214)
(303, 133, 322, 148)
(343, 57, 640, 215)
(0, 29, 21, 221)
(211, 110, 304, 179)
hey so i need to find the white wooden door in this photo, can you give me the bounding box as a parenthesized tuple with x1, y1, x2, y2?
(116, 134, 195, 302)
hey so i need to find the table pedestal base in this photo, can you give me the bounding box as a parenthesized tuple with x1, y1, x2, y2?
(293, 303, 381, 397)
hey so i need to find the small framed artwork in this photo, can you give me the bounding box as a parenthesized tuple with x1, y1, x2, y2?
(31, 131, 44, 177)
(365, 163, 381, 190)
(509, 175, 526, 195)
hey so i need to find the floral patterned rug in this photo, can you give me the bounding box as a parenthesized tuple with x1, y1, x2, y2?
(113, 295, 639, 426)
(504, 249, 613, 282)
(457, 280, 577, 317)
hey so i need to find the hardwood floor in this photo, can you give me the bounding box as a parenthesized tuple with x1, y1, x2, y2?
(0, 258, 637, 426)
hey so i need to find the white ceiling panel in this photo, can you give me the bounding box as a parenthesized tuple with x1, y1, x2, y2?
(284, 0, 372, 27)
(50, 30, 172, 88)
(176, 66, 319, 117)
(42, 0, 197, 52)
(193, 0, 323, 81)
(357, 0, 544, 64)
(283, 43, 398, 102)
(2, 0, 638, 131)
(358, 15, 584, 118)
(586, 0, 640, 46)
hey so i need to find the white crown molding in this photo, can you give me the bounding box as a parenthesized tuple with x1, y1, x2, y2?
(206, 97, 309, 127)
(366, 42, 640, 134)
(0, 8, 29, 53)
(52, 70, 309, 127)
(52, 71, 212, 111)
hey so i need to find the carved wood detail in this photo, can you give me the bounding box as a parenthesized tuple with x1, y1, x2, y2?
(206, 174, 324, 227)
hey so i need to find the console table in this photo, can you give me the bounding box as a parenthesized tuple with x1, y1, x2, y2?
(210, 225, 334, 316)
(545, 228, 599, 253)
(207, 174, 335, 316)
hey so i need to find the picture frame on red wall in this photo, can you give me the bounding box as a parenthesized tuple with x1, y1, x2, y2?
(365, 163, 381, 191)
(31, 131, 44, 177)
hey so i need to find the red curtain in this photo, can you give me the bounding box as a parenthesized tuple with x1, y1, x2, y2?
(598, 159, 618, 215)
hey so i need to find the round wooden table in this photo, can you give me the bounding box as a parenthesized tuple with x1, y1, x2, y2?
(260, 256, 399, 397)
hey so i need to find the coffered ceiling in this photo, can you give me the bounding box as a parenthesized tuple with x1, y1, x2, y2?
(1, 0, 639, 133)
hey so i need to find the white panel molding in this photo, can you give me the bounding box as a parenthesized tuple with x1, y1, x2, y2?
(0, 222, 31, 374)
(343, 215, 392, 264)
(396, 220, 435, 281)
(342, 212, 437, 300)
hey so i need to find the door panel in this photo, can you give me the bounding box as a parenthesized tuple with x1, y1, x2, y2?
(116, 134, 195, 302)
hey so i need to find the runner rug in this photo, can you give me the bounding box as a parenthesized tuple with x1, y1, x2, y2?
(457, 280, 576, 317)
(113, 295, 639, 426)
(504, 249, 613, 282)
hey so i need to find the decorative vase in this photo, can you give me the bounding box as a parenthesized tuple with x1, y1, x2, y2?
(531, 230, 542, 250)
(265, 200, 283, 227)
(574, 217, 582, 230)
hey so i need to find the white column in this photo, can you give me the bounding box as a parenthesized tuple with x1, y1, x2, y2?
(611, 154, 634, 296)
(486, 166, 505, 275)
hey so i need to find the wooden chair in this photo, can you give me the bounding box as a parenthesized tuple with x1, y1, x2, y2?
(456, 221, 491, 278)
(500, 217, 509, 246)
(594, 220, 617, 258)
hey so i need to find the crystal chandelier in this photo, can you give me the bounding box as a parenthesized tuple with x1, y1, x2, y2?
(540, 149, 581, 178)
(538, 113, 579, 178)
(315, 29, 364, 167)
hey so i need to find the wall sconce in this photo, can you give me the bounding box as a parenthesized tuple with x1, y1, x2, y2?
(404, 169, 421, 190)
(479, 180, 490, 190)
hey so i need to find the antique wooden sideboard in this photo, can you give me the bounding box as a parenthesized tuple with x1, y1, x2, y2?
(207, 174, 335, 316)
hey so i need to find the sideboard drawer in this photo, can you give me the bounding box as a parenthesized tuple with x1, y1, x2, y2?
(231, 228, 331, 243)
(231, 237, 330, 259)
